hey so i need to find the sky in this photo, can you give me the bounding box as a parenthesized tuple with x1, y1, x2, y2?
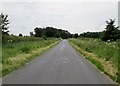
(0, 0, 119, 36)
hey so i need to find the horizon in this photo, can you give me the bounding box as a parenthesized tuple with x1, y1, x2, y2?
(1, 2, 118, 36)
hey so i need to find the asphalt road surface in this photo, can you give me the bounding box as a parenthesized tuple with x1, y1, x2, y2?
(3, 40, 115, 84)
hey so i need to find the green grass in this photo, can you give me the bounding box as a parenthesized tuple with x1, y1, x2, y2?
(68, 38, 118, 82)
(0, 47, 2, 77)
(2, 38, 58, 61)
(85, 56, 105, 72)
(118, 39, 120, 83)
(2, 37, 60, 76)
(68, 38, 118, 67)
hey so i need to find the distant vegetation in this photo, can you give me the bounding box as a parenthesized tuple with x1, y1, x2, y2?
(0, 13, 73, 43)
(1, 13, 119, 43)
(80, 19, 120, 42)
(32, 19, 120, 42)
(80, 32, 103, 38)
(34, 27, 72, 39)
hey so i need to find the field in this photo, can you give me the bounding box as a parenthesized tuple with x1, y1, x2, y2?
(2, 36, 60, 76)
(68, 38, 118, 82)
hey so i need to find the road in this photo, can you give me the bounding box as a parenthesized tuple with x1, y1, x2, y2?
(3, 40, 114, 84)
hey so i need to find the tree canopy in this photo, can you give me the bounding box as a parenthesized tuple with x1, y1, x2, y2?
(102, 19, 120, 41)
(73, 33, 78, 38)
(80, 19, 120, 41)
(19, 33, 23, 37)
(34, 27, 72, 39)
(1, 13, 119, 42)
(80, 32, 103, 38)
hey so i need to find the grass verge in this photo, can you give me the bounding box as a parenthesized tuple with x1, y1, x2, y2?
(2, 38, 60, 77)
(68, 38, 118, 82)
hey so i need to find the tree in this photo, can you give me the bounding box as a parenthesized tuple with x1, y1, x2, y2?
(79, 32, 103, 38)
(1, 13, 10, 43)
(34, 27, 72, 39)
(102, 19, 120, 41)
(0, 13, 9, 35)
(34, 27, 43, 37)
(19, 33, 23, 36)
(60, 30, 71, 39)
(44, 27, 55, 37)
(30, 32, 34, 36)
(54, 33, 60, 38)
(73, 33, 78, 38)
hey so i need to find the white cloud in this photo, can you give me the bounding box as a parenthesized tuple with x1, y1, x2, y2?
(1, 2, 118, 35)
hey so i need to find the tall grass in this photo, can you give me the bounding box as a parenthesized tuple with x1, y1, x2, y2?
(69, 38, 118, 67)
(68, 38, 118, 82)
(0, 36, 1, 77)
(3, 38, 58, 60)
(2, 37, 60, 76)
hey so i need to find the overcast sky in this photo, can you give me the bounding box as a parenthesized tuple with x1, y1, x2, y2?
(1, 1, 118, 35)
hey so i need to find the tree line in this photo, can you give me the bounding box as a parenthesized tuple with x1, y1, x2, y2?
(1, 13, 120, 43)
(33, 27, 72, 39)
(79, 19, 120, 41)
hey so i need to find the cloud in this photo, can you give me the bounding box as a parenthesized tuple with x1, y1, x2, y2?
(1, 2, 118, 35)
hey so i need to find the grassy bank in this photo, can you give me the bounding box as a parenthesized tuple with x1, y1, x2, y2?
(68, 38, 118, 82)
(0, 47, 1, 77)
(2, 37, 60, 76)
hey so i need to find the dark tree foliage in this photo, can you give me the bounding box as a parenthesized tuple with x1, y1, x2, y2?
(54, 33, 60, 38)
(0, 13, 9, 35)
(60, 30, 71, 39)
(19, 33, 23, 37)
(30, 32, 34, 36)
(73, 33, 78, 38)
(34, 27, 43, 37)
(102, 19, 120, 41)
(79, 19, 120, 42)
(44, 27, 56, 37)
(34, 27, 72, 39)
(80, 32, 103, 38)
(1, 13, 10, 43)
